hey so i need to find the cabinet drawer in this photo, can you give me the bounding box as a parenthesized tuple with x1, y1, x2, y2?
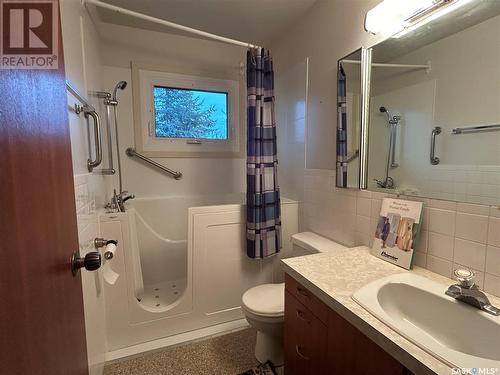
(285, 274, 328, 324)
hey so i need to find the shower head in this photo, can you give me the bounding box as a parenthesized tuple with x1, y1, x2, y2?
(112, 81, 127, 102)
(379, 106, 400, 124)
(379, 106, 392, 120)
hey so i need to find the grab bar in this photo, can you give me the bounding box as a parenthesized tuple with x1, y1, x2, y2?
(126, 148, 182, 180)
(92, 99, 115, 175)
(452, 123, 500, 134)
(430, 126, 441, 165)
(390, 124, 398, 169)
(66, 80, 103, 172)
(86, 111, 103, 172)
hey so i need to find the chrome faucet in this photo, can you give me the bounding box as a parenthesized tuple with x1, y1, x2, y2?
(105, 189, 135, 212)
(446, 269, 500, 316)
(374, 176, 395, 189)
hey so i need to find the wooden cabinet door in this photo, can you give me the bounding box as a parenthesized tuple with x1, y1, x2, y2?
(327, 309, 405, 375)
(284, 291, 328, 375)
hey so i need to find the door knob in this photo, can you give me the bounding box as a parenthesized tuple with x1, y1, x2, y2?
(71, 251, 101, 276)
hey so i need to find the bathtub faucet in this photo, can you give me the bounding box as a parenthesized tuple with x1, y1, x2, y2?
(105, 189, 135, 212)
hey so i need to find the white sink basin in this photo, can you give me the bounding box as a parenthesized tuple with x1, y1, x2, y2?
(352, 273, 500, 370)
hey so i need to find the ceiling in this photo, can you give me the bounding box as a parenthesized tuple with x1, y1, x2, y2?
(93, 0, 317, 47)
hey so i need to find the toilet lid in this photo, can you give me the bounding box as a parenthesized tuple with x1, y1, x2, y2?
(242, 283, 284, 317)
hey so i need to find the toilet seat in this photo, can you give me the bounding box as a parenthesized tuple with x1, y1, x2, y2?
(242, 283, 284, 318)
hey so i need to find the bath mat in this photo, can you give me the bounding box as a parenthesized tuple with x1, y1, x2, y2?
(239, 360, 277, 375)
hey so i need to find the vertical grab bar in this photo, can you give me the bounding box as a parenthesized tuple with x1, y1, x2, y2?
(92, 104, 115, 175)
(66, 80, 103, 173)
(390, 124, 398, 168)
(430, 126, 441, 165)
(86, 110, 103, 172)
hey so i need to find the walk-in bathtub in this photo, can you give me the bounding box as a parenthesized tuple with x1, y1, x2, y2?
(99, 194, 298, 357)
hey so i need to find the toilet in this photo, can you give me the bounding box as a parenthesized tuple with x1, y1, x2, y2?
(241, 282, 285, 365)
(241, 232, 348, 366)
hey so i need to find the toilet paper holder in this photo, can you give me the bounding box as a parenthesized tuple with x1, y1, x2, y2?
(94, 237, 118, 260)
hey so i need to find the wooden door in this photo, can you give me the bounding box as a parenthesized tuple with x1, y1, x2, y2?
(0, 1, 89, 374)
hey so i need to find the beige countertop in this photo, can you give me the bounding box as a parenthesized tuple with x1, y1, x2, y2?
(281, 246, 500, 375)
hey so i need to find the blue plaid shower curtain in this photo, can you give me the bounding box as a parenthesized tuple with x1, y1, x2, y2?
(336, 63, 348, 187)
(246, 48, 281, 259)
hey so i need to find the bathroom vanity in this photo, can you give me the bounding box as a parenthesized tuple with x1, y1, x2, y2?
(282, 247, 500, 375)
(284, 273, 410, 375)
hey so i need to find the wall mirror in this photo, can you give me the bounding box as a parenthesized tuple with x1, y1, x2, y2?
(363, 0, 500, 205)
(336, 49, 362, 188)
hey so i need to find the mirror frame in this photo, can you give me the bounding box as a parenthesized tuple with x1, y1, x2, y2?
(359, 47, 371, 190)
(335, 47, 371, 190)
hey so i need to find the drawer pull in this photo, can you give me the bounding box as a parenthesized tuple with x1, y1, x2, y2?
(296, 309, 311, 323)
(295, 345, 310, 360)
(296, 287, 310, 298)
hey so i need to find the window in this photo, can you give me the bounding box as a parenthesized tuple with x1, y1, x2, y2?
(132, 62, 242, 157)
(153, 86, 229, 140)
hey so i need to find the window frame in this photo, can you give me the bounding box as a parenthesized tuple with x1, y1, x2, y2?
(132, 62, 243, 158)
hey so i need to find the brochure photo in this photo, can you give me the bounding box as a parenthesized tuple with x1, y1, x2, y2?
(372, 198, 423, 269)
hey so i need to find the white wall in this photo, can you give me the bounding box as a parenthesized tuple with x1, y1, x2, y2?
(60, 1, 108, 374)
(275, 59, 308, 202)
(98, 23, 247, 198)
(271, 0, 500, 298)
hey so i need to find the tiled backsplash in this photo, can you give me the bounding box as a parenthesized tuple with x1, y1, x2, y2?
(424, 164, 500, 206)
(303, 169, 500, 298)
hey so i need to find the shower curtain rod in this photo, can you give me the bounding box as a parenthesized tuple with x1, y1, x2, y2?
(342, 59, 431, 71)
(85, 0, 262, 49)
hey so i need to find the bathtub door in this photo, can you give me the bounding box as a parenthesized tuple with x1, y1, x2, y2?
(191, 206, 274, 321)
(0, 2, 88, 373)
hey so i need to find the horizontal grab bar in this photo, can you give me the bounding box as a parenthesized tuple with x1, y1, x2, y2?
(126, 148, 182, 180)
(452, 123, 500, 134)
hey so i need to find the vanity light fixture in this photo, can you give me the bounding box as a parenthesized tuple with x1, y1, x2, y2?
(365, 0, 473, 37)
(365, 0, 437, 35)
(393, 0, 474, 38)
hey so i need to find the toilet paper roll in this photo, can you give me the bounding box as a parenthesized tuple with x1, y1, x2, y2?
(104, 241, 117, 260)
(102, 261, 119, 285)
